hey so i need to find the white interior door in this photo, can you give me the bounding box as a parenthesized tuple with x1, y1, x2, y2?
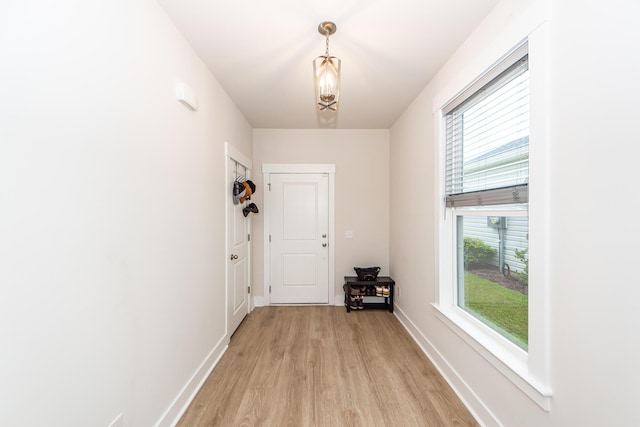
(227, 157, 250, 335)
(269, 173, 329, 304)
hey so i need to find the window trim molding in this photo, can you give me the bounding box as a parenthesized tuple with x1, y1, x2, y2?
(442, 42, 529, 115)
(433, 19, 552, 411)
(432, 303, 552, 410)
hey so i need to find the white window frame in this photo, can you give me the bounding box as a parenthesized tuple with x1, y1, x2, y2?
(432, 25, 552, 410)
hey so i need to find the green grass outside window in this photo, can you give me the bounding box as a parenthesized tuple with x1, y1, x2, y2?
(463, 272, 528, 349)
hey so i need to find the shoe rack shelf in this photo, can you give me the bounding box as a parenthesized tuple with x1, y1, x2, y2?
(343, 276, 395, 313)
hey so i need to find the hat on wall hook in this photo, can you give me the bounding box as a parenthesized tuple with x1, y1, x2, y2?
(243, 202, 259, 217)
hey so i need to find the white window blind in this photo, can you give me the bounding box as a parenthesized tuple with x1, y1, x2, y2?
(445, 48, 529, 207)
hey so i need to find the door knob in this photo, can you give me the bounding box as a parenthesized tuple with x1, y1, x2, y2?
(230, 254, 238, 260)
(322, 234, 327, 238)
(322, 243, 327, 247)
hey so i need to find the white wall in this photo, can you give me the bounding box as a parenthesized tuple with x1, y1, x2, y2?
(390, 0, 640, 426)
(0, 1, 251, 426)
(252, 129, 390, 302)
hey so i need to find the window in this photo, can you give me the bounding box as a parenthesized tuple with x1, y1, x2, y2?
(435, 25, 551, 410)
(444, 43, 529, 350)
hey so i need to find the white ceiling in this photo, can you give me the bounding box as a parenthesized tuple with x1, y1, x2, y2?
(157, 0, 500, 129)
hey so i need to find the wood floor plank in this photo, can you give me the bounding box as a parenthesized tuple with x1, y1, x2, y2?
(177, 307, 479, 426)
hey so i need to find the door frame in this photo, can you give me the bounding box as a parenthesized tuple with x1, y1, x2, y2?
(262, 163, 336, 306)
(225, 142, 252, 336)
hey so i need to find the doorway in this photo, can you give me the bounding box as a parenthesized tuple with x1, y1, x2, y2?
(263, 164, 335, 305)
(225, 143, 252, 336)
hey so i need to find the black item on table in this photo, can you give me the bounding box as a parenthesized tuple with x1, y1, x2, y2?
(354, 266, 381, 281)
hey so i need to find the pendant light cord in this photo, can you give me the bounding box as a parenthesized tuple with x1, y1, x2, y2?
(325, 33, 330, 56)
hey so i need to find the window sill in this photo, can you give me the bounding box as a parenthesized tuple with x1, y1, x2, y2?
(432, 303, 552, 411)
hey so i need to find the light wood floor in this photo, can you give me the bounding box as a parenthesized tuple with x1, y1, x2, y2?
(178, 306, 479, 426)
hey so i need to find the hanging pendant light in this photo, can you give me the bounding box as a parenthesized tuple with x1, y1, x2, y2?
(313, 21, 341, 112)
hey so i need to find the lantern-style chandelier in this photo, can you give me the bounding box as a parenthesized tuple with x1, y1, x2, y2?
(313, 21, 341, 112)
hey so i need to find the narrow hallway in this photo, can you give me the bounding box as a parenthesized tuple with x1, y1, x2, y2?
(178, 307, 477, 426)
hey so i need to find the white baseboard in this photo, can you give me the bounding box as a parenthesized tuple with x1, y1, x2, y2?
(155, 335, 230, 427)
(253, 296, 264, 308)
(254, 296, 339, 308)
(393, 306, 500, 427)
